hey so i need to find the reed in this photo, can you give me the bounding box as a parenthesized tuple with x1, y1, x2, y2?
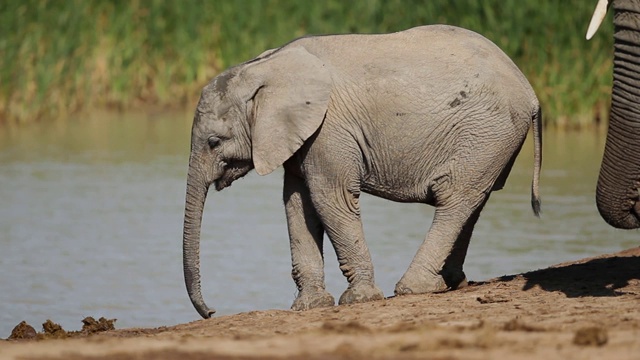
(0, 0, 613, 128)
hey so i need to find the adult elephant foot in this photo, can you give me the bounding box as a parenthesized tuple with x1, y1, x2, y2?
(338, 283, 384, 305)
(291, 289, 335, 311)
(394, 269, 468, 296)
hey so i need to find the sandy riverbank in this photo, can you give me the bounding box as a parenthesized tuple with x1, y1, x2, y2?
(2, 247, 639, 359)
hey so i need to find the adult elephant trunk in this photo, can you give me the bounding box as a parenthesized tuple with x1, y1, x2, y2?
(595, 0, 640, 229)
(182, 153, 216, 318)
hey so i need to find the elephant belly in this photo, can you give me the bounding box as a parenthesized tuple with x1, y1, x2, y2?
(361, 179, 435, 205)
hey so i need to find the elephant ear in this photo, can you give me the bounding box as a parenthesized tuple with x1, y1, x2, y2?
(240, 46, 332, 175)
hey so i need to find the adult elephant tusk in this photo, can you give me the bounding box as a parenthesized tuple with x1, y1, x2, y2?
(586, 0, 610, 40)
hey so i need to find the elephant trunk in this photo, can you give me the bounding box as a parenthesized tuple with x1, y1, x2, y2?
(183, 154, 216, 318)
(596, 0, 640, 229)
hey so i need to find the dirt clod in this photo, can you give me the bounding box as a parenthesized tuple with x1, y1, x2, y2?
(573, 326, 608, 347)
(5, 317, 117, 341)
(8, 321, 37, 340)
(477, 293, 510, 304)
(81, 317, 116, 334)
(503, 318, 543, 332)
(321, 321, 370, 334)
(42, 319, 68, 339)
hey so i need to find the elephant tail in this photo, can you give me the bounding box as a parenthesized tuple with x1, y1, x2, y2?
(531, 105, 542, 217)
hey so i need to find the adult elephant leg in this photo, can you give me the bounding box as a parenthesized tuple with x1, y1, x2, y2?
(596, 0, 640, 229)
(283, 169, 335, 310)
(395, 185, 488, 295)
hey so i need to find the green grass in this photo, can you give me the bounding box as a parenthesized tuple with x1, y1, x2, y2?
(0, 0, 614, 128)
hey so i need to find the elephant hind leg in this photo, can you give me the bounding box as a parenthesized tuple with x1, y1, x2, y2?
(440, 195, 490, 288)
(395, 188, 489, 295)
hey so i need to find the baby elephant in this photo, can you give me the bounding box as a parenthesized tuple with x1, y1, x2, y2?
(182, 25, 541, 318)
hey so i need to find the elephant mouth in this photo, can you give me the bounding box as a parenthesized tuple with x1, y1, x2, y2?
(631, 187, 640, 222)
(214, 160, 254, 191)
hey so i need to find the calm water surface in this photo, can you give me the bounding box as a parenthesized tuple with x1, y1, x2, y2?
(0, 113, 637, 337)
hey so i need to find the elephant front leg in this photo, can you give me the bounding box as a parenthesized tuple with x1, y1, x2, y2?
(284, 171, 335, 311)
(307, 181, 384, 305)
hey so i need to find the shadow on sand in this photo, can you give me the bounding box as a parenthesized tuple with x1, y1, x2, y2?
(497, 248, 640, 298)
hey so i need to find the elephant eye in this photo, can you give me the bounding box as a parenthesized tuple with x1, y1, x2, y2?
(207, 136, 221, 148)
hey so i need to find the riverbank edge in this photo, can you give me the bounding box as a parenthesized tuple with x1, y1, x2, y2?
(2, 246, 639, 360)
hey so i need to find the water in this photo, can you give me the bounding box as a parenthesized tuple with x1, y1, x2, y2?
(0, 113, 637, 337)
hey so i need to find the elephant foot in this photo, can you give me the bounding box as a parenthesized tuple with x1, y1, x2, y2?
(338, 283, 384, 305)
(291, 289, 335, 311)
(394, 270, 467, 296)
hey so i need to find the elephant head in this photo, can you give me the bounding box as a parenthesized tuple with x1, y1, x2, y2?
(588, 0, 640, 229)
(182, 46, 332, 318)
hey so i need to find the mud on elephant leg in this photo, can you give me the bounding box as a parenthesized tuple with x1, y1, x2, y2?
(339, 281, 386, 305)
(284, 171, 335, 310)
(395, 195, 488, 295)
(331, 218, 385, 305)
(333, 227, 384, 305)
(291, 290, 335, 311)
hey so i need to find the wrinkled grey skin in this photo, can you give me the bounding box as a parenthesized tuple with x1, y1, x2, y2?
(595, 0, 640, 229)
(182, 25, 542, 319)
